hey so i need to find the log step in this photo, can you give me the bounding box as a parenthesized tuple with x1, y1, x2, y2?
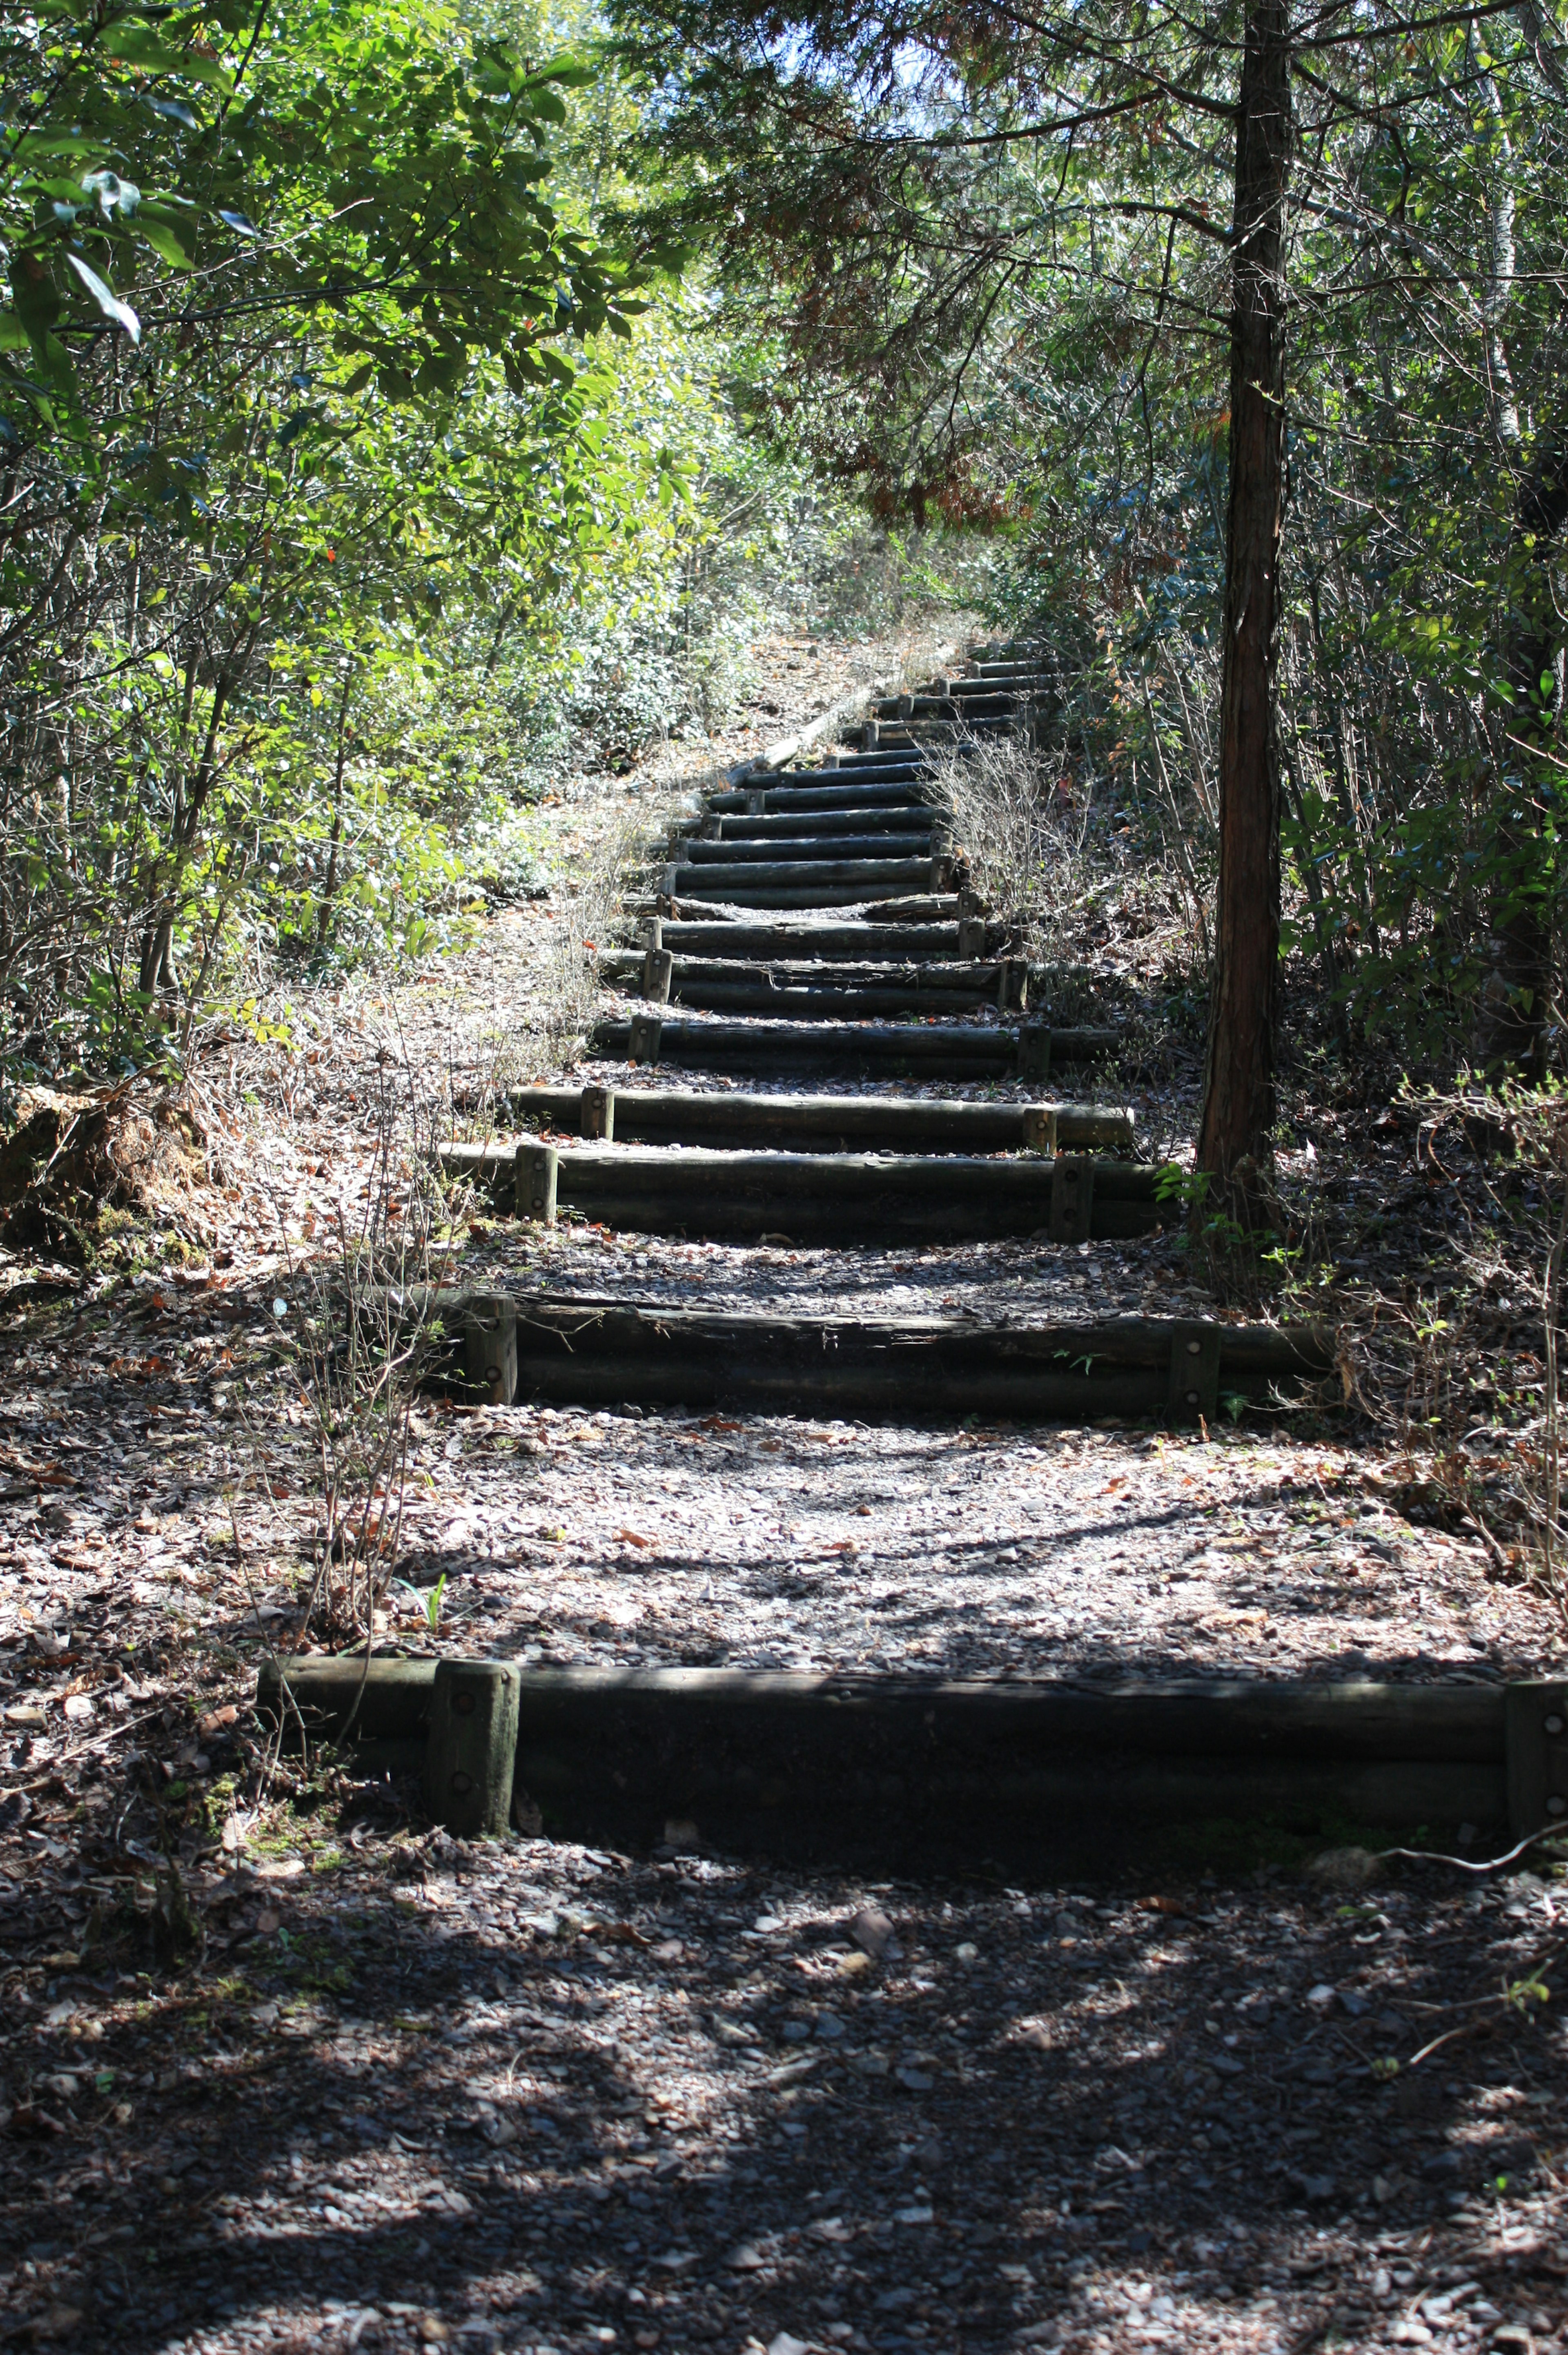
(587, 1016, 1116, 1078)
(256, 1657, 1521, 1866)
(440, 1143, 1169, 1244)
(421, 1291, 1330, 1420)
(677, 832, 933, 866)
(493, 1086, 1135, 1155)
(654, 922, 1010, 960)
(698, 807, 932, 840)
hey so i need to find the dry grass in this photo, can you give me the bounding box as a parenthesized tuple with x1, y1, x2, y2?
(924, 723, 1091, 964)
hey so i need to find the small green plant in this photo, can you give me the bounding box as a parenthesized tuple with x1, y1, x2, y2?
(424, 1572, 448, 1633)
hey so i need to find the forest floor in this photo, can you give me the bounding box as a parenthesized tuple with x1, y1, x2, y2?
(1, 619, 1566, 2355)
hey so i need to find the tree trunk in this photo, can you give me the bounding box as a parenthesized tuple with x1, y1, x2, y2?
(1477, 427, 1568, 1080)
(1196, 0, 1291, 1220)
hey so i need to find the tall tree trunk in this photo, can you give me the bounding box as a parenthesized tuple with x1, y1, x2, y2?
(1478, 425, 1568, 1078)
(1196, 0, 1291, 1220)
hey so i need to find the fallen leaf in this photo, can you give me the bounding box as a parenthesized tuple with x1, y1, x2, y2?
(614, 1529, 651, 1549)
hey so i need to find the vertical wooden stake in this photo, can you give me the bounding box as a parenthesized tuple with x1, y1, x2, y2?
(1021, 1107, 1058, 1156)
(1049, 1156, 1095, 1243)
(628, 1013, 663, 1063)
(464, 1294, 517, 1407)
(641, 914, 663, 952)
(1167, 1325, 1223, 1426)
(422, 1659, 521, 1837)
(1505, 1681, 1568, 1837)
(581, 1085, 615, 1142)
(1017, 1024, 1052, 1082)
(643, 948, 675, 1004)
(746, 789, 767, 815)
(516, 1141, 557, 1224)
(957, 916, 987, 959)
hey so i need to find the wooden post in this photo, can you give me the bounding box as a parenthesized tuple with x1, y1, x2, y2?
(1167, 1325, 1223, 1425)
(421, 1659, 521, 1837)
(1049, 1156, 1094, 1243)
(1505, 1681, 1568, 1836)
(581, 1085, 615, 1141)
(1022, 1107, 1058, 1155)
(660, 864, 681, 899)
(643, 948, 675, 1004)
(628, 1013, 663, 1062)
(1018, 1024, 1052, 1081)
(464, 1294, 517, 1406)
(747, 789, 767, 815)
(956, 882, 984, 919)
(997, 958, 1027, 1014)
(641, 914, 663, 951)
(516, 1142, 558, 1224)
(957, 916, 987, 959)
(928, 854, 954, 893)
(699, 813, 722, 840)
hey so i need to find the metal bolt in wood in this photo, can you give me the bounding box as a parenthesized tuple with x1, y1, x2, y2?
(1048, 1156, 1094, 1244)
(1166, 1323, 1222, 1426)
(628, 1013, 664, 1063)
(421, 1659, 521, 1837)
(580, 1085, 615, 1142)
(1505, 1680, 1568, 1836)
(1017, 1023, 1052, 1081)
(516, 1141, 558, 1225)
(643, 948, 674, 1004)
(1021, 1107, 1058, 1156)
(463, 1293, 517, 1407)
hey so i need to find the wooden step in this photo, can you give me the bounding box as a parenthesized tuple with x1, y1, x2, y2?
(701, 807, 931, 841)
(653, 921, 1008, 960)
(494, 1087, 1135, 1155)
(432, 1290, 1334, 1421)
(661, 860, 949, 909)
(676, 833, 933, 867)
(708, 779, 929, 815)
(443, 1144, 1167, 1244)
(257, 1658, 1507, 1867)
(599, 956, 1040, 1020)
(587, 1016, 1116, 1078)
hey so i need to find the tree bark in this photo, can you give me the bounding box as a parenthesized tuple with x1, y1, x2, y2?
(1196, 0, 1291, 1219)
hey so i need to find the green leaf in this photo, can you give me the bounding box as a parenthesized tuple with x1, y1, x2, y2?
(66, 253, 141, 343)
(138, 216, 192, 270)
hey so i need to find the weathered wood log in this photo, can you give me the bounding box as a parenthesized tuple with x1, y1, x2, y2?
(700, 807, 933, 840)
(258, 1658, 1506, 1762)
(600, 954, 1020, 994)
(588, 1015, 1117, 1076)
(257, 1655, 437, 1749)
(408, 1290, 1336, 1422)
(598, 956, 1046, 1021)
(708, 772, 930, 815)
(653, 921, 1012, 960)
(448, 1144, 1170, 1245)
(664, 856, 939, 900)
(254, 1659, 1513, 1866)
(492, 1088, 1136, 1156)
(677, 831, 933, 866)
(421, 1658, 521, 1836)
(658, 878, 949, 913)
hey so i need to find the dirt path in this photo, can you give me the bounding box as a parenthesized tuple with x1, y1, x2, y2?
(2, 623, 1566, 2355)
